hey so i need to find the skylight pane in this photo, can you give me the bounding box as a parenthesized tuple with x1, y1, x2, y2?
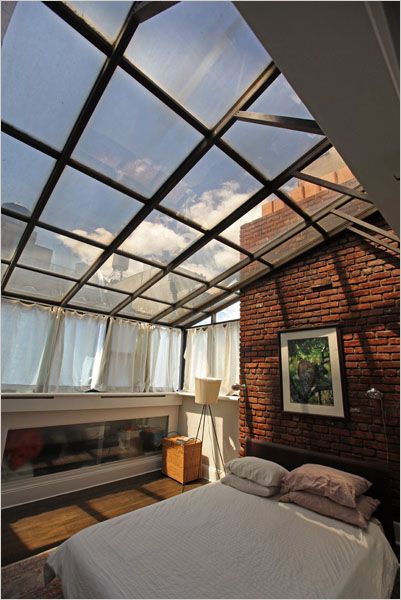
(161, 147, 261, 229)
(280, 177, 347, 216)
(160, 308, 192, 324)
(119, 297, 169, 320)
(18, 228, 102, 279)
(41, 167, 142, 243)
(262, 228, 323, 265)
(125, 2, 270, 127)
(249, 74, 312, 118)
(220, 194, 303, 253)
(302, 147, 361, 191)
(5, 267, 74, 301)
(223, 123, 322, 181)
(144, 273, 204, 304)
(119, 212, 201, 265)
(2, 2, 104, 149)
(183, 315, 211, 327)
(69, 285, 129, 311)
(65, 1, 132, 42)
(73, 68, 202, 197)
(89, 254, 160, 294)
(218, 262, 268, 289)
(206, 294, 240, 313)
(176, 240, 242, 282)
(1, 263, 9, 279)
(2, 216, 26, 261)
(183, 288, 225, 310)
(215, 301, 240, 322)
(2, 134, 55, 216)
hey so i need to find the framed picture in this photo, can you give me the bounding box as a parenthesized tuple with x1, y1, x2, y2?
(279, 326, 347, 419)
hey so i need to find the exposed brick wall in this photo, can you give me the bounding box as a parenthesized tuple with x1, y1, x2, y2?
(239, 215, 400, 516)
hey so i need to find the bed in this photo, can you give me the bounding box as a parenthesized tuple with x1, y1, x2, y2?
(44, 439, 399, 599)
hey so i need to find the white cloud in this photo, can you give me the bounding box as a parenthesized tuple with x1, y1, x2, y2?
(120, 219, 198, 262)
(182, 240, 240, 281)
(184, 180, 257, 228)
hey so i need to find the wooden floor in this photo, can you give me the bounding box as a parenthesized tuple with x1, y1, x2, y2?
(1, 471, 207, 566)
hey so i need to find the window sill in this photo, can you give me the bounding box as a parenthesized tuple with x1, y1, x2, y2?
(177, 391, 239, 402)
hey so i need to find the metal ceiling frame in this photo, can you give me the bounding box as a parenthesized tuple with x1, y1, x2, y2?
(1, 1, 379, 328)
(235, 111, 324, 136)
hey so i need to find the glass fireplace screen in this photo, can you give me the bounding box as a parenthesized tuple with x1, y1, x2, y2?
(2, 416, 168, 484)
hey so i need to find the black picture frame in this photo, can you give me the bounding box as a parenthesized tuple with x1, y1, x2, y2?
(278, 326, 348, 419)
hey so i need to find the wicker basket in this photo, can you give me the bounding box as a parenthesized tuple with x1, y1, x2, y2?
(162, 436, 202, 484)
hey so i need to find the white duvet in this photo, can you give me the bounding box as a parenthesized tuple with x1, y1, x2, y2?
(45, 481, 399, 599)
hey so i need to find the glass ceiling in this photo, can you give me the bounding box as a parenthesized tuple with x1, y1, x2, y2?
(1, 1, 374, 328)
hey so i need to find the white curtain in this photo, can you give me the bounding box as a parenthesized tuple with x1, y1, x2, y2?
(183, 321, 239, 395)
(46, 310, 108, 392)
(147, 326, 182, 392)
(211, 322, 239, 395)
(96, 318, 150, 392)
(1, 299, 184, 394)
(183, 326, 209, 393)
(1, 298, 57, 392)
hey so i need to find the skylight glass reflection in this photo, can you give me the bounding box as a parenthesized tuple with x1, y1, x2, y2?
(73, 68, 202, 197)
(2, 134, 55, 216)
(161, 146, 261, 229)
(89, 254, 160, 294)
(18, 227, 103, 279)
(2, 2, 104, 149)
(119, 212, 201, 265)
(5, 267, 75, 301)
(250, 74, 312, 118)
(176, 240, 242, 282)
(42, 167, 143, 243)
(125, 1, 270, 127)
(144, 273, 204, 304)
(119, 297, 170, 320)
(223, 124, 322, 181)
(68, 285, 129, 311)
(65, 1, 132, 42)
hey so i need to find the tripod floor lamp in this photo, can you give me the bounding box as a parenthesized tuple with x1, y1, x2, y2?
(194, 377, 225, 478)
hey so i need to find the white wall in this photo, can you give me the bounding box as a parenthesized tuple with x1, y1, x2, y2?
(177, 394, 239, 481)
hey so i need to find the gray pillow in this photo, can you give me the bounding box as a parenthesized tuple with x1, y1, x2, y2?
(225, 456, 289, 488)
(221, 473, 280, 497)
(279, 491, 380, 529)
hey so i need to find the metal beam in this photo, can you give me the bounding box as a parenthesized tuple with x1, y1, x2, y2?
(348, 226, 400, 254)
(293, 170, 372, 203)
(330, 209, 400, 242)
(63, 63, 287, 314)
(111, 137, 330, 319)
(1, 3, 142, 292)
(236, 111, 324, 135)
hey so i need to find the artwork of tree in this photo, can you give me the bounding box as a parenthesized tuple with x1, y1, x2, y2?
(287, 336, 334, 405)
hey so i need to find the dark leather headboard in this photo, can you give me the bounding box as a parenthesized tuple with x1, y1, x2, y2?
(245, 438, 396, 549)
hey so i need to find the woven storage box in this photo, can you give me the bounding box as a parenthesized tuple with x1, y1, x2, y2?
(162, 436, 202, 484)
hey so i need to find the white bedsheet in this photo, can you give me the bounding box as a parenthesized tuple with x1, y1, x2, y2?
(45, 482, 399, 599)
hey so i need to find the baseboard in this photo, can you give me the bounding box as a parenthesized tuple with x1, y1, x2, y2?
(2, 454, 162, 508)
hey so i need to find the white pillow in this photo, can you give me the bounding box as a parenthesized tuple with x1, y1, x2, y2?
(225, 456, 289, 488)
(221, 473, 280, 497)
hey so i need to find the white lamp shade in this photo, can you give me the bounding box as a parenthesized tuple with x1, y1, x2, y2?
(195, 377, 222, 405)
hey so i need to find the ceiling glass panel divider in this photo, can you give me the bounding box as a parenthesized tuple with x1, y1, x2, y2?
(1, 3, 142, 291)
(3, 1, 372, 327)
